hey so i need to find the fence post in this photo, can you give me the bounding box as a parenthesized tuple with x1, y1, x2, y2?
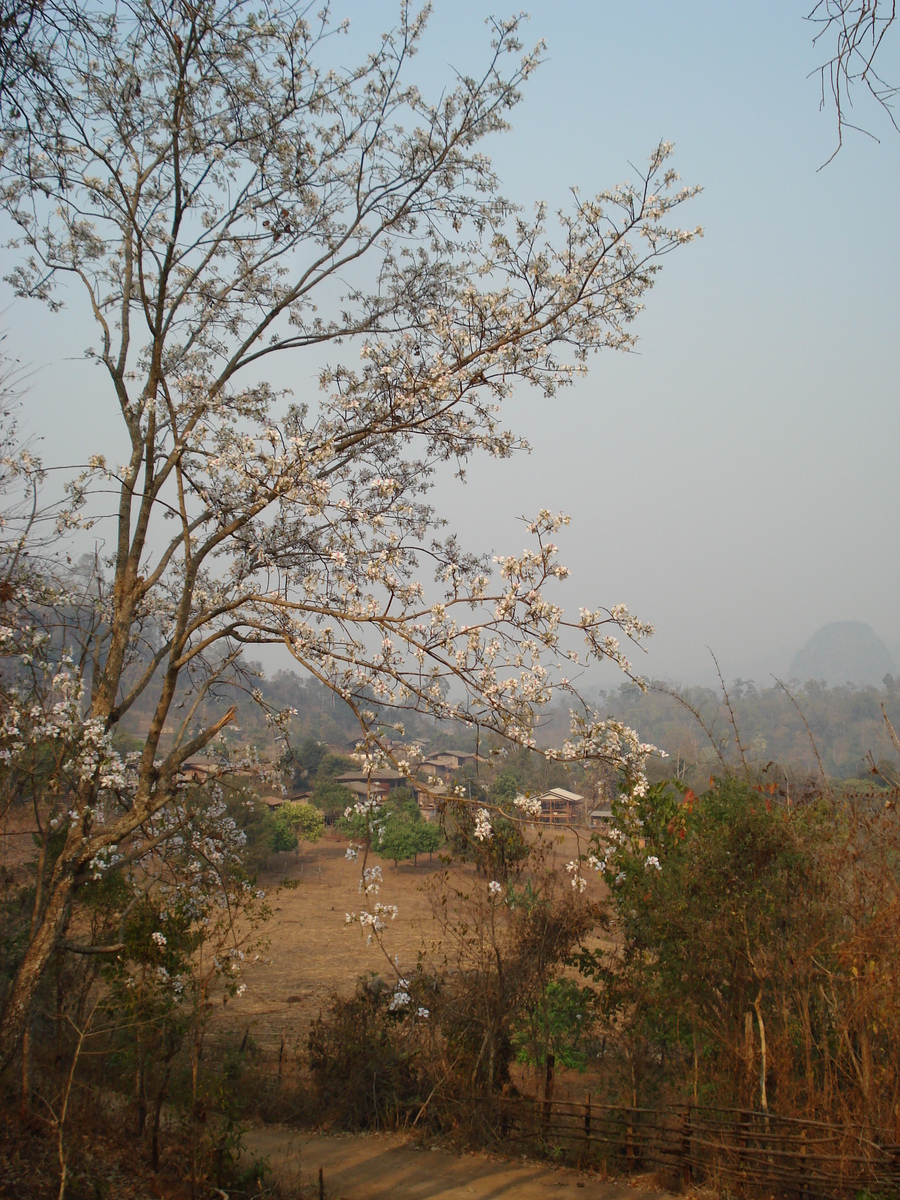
(541, 1054, 555, 1140)
(739, 1108, 749, 1183)
(584, 1093, 591, 1141)
(680, 1105, 693, 1190)
(626, 1107, 635, 1167)
(799, 1126, 808, 1200)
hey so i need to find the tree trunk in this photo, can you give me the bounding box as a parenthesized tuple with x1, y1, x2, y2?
(20, 1021, 32, 1120)
(151, 1076, 168, 1172)
(754, 990, 768, 1113)
(0, 873, 75, 1075)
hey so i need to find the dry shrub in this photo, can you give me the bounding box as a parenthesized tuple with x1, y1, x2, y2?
(307, 973, 439, 1130)
(307, 841, 602, 1137)
(582, 775, 900, 1134)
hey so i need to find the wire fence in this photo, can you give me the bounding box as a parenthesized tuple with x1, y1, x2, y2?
(493, 1096, 900, 1198)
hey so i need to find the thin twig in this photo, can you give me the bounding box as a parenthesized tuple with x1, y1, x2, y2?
(709, 649, 749, 777)
(773, 677, 830, 794)
(57, 996, 102, 1200)
(650, 682, 727, 771)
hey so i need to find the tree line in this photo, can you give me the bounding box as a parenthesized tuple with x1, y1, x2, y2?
(593, 676, 900, 786)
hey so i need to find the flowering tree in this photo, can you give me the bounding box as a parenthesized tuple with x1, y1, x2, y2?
(0, 0, 700, 1070)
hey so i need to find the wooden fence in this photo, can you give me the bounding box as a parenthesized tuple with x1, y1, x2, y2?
(493, 1096, 900, 1198)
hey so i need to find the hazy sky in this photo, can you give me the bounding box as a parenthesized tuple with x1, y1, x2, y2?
(5, 2, 899, 688)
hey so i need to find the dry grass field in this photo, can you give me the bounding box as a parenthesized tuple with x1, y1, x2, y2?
(219, 827, 605, 1061)
(1, 810, 603, 1063)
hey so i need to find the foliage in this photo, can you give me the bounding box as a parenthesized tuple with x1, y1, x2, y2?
(596, 676, 900, 786)
(488, 770, 524, 804)
(424, 839, 602, 1102)
(0, 788, 273, 1193)
(307, 973, 435, 1130)
(291, 737, 329, 787)
(377, 811, 441, 867)
(584, 779, 818, 1094)
(338, 787, 441, 865)
(383, 787, 420, 821)
(220, 782, 279, 872)
(271, 800, 324, 855)
(442, 798, 530, 880)
(512, 977, 599, 1073)
(313, 831, 601, 1132)
(576, 773, 900, 1126)
(309, 778, 354, 827)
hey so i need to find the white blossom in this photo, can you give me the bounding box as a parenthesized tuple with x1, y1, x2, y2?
(513, 794, 543, 819)
(473, 809, 493, 842)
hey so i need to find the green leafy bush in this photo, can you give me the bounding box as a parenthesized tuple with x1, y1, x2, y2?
(271, 801, 325, 854)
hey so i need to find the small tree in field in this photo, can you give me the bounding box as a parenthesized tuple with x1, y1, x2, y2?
(0, 0, 700, 1070)
(427, 839, 600, 1105)
(310, 778, 354, 827)
(375, 789, 441, 866)
(271, 799, 324, 855)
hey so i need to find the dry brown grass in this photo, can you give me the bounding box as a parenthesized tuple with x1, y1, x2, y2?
(219, 827, 604, 1058)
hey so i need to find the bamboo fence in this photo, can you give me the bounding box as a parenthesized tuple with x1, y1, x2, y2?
(493, 1096, 900, 1198)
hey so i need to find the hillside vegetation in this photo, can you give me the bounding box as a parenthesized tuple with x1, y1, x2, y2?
(592, 676, 900, 786)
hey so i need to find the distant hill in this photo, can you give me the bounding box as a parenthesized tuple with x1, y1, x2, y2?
(789, 621, 895, 688)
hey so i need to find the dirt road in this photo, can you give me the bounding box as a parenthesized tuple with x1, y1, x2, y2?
(244, 1127, 677, 1200)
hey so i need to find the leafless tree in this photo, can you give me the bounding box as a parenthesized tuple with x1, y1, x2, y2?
(808, 0, 899, 160)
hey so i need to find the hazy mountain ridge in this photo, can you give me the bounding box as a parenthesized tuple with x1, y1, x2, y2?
(788, 621, 895, 689)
